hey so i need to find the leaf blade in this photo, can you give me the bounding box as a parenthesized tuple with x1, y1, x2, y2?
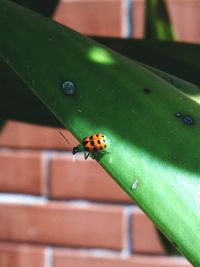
(0, 1, 200, 265)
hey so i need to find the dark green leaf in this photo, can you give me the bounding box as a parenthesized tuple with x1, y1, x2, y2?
(145, 0, 176, 40)
(92, 36, 200, 86)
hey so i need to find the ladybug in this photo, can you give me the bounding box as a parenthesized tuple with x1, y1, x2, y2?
(73, 133, 109, 160)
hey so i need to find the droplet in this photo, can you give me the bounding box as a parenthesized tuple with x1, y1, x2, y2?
(175, 112, 182, 118)
(172, 155, 177, 160)
(131, 179, 139, 190)
(182, 115, 194, 126)
(62, 81, 76, 95)
(77, 109, 82, 113)
(143, 88, 151, 93)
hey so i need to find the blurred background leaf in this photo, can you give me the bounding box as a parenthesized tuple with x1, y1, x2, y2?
(145, 0, 176, 40)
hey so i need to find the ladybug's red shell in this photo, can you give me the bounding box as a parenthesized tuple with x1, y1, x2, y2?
(82, 133, 108, 153)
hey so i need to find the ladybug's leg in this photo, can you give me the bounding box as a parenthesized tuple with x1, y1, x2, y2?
(84, 152, 90, 160)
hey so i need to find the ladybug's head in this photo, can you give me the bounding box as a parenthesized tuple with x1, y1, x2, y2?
(72, 146, 79, 155)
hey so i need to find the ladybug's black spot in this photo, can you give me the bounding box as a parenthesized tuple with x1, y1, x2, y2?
(96, 134, 99, 137)
(100, 146, 103, 150)
(105, 145, 107, 147)
(102, 135, 104, 138)
(97, 140, 101, 144)
(103, 140, 105, 142)
(83, 140, 89, 146)
(85, 146, 90, 151)
(175, 112, 182, 118)
(143, 88, 151, 93)
(182, 115, 195, 126)
(93, 147, 97, 152)
(90, 141, 95, 146)
(89, 135, 93, 140)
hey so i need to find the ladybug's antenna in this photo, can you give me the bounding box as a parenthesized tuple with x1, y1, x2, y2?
(59, 130, 70, 144)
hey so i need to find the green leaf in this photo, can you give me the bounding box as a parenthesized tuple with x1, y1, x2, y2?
(141, 63, 200, 104)
(145, 0, 176, 40)
(92, 36, 200, 86)
(0, 58, 61, 126)
(0, 1, 200, 265)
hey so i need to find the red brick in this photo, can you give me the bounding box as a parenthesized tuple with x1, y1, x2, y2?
(50, 155, 130, 202)
(53, 0, 123, 37)
(0, 151, 43, 195)
(0, 242, 44, 267)
(132, 208, 165, 254)
(167, 0, 200, 43)
(0, 120, 77, 150)
(132, 0, 145, 39)
(132, 0, 200, 43)
(54, 249, 192, 267)
(0, 203, 124, 249)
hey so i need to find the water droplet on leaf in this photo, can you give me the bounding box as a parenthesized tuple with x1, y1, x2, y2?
(175, 112, 182, 118)
(172, 155, 177, 160)
(182, 115, 194, 126)
(131, 179, 139, 190)
(62, 81, 76, 95)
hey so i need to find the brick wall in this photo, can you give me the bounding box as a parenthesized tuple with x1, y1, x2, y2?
(0, 121, 192, 267)
(1, 0, 199, 266)
(54, 0, 200, 43)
